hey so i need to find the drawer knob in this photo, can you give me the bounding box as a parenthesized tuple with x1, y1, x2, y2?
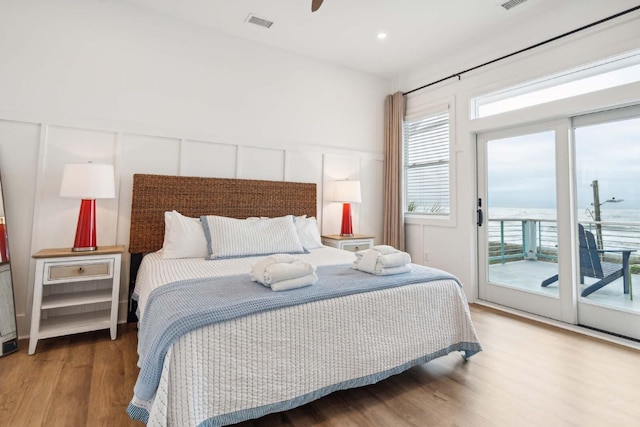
(354, 246, 360, 251)
(78, 267, 84, 273)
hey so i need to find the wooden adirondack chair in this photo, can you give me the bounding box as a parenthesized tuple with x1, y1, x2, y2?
(541, 224, 633, 297)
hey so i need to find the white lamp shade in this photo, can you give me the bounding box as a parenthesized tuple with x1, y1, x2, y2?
(333, 180, 362, 203)
(59, 163, 116, 199)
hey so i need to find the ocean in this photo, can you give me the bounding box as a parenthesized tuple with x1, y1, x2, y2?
(489, 207, 640, 223)
(487, 207, 640, 249)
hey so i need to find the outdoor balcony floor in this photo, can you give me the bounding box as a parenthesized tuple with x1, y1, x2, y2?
(488, 259, 640, 313)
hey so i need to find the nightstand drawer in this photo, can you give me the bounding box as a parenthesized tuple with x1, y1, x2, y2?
(45, 260, 113, 284)
(343, 242, 372, 252)
(322, 235, 375, 253)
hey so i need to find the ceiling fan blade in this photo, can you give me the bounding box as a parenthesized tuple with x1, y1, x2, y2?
(311, 0, 324, 12)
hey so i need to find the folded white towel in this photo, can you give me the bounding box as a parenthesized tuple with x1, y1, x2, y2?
(377, 251, 411, 269)
(355, 248, 381, 274)
(251, 254, 299, 283)
(375, 264, 412, 276)
(354, 244, 399, 260)
(264, 260, 316, 285)
(371, 245, 401, 255)
(352, 245, 412, 276)
(270, 273, 318, 291)
(251, 254, 317, 290)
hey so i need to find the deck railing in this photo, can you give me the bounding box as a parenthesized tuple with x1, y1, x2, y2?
(488, 219, 640, 266)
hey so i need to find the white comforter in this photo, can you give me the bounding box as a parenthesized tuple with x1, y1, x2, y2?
(129, 247, 480, 427)
(133, 247, 354, 322)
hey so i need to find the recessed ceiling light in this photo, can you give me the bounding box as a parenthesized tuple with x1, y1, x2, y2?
(377, 33, 387, 40)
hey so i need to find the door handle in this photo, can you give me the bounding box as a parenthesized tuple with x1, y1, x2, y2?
(477, 198, 483, 226)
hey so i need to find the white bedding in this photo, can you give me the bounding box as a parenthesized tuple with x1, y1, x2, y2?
(129, 246, 481, 427)
(133, 247, 355, 321)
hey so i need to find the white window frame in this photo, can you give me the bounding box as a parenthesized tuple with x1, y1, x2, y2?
(471, 48, 640, 119)
(403, 98, 457, 227)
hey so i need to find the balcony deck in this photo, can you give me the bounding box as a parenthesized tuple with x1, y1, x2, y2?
(488, 260, 640, 312)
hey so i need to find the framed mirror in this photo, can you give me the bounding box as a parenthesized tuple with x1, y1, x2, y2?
(0, 170, 17, 356)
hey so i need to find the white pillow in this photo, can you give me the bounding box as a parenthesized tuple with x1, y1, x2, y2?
(200, 214, 306, 259)
(161, 210, 209, 259)
(295, 215, 323, 250)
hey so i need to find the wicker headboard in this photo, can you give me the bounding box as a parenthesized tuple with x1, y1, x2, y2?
(128, 174, 317, 254)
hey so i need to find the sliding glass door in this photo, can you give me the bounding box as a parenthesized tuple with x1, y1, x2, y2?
(477, 121, 571, 322)
(478, 107, 640, 340)
(573, 107, 640, 339)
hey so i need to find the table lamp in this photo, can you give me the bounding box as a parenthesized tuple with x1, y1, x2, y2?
(59, 162, 115, 251)
(333, 179, 361, 237)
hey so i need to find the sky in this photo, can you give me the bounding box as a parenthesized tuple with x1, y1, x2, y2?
(487, 116, 640, 211)
(484, 50, 640, 212)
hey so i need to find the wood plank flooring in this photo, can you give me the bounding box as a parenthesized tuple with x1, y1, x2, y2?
(1, 305, 638, 426)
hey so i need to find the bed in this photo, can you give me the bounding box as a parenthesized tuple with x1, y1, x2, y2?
(126, 174, 481, 427)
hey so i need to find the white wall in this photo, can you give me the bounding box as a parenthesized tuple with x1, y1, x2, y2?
(0, 0, 389, 337)
(394, 14, 640, 301)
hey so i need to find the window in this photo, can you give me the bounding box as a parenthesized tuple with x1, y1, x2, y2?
(403, 109, 450, 215)
(472, 49, 640, 118)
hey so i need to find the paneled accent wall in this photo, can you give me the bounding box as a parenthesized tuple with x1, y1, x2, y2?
(0, 118, 383, 337)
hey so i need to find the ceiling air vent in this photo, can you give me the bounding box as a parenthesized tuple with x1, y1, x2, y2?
(500, 0, 528, 10)
(245, 14, 274, 29)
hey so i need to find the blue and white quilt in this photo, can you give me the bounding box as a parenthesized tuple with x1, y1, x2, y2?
(128, 248, 481, 427)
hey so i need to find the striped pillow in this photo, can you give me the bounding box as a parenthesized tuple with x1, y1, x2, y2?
(200, 214, 306, 259)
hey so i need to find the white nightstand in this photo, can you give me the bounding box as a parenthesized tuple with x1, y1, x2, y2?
(321, 234, 375, 252)
(29, 245, 124, 355)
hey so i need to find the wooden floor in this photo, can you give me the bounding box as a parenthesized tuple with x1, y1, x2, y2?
(1, 305, 639, 426)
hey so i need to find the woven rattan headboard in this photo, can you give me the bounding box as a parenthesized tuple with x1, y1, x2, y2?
(128, 174, 317, 254)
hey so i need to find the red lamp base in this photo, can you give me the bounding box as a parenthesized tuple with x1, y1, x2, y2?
(340, 202, 354, 237)
(73, 199, 98, 251)
(0, 222, 9, 262)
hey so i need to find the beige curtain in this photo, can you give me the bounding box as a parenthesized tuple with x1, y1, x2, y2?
(383, 92, 405, 251)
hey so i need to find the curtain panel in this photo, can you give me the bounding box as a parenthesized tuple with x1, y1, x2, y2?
(383, 92, 405, 250)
